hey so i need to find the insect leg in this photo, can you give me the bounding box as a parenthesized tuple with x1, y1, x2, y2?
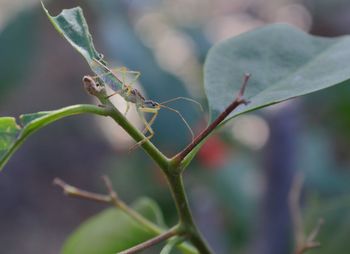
(130, 107, 159, 149)
(138, 107, 159, 139)
(141, 108, 158, 134)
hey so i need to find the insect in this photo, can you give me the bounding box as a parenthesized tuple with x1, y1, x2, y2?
(83, 58, 202, 147)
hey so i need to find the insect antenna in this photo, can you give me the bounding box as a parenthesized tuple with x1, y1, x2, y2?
(160, 97, 204, 112)
(158, 104, 195, 141)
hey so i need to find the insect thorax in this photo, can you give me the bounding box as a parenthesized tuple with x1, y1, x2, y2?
(122, 87, 146, 104)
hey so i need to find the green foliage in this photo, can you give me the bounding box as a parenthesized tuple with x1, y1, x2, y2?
(205, 24, 350, 123)
(63, 198, 165, 254)
(0, 105, 107, 171)
(0, 8, 39, 99)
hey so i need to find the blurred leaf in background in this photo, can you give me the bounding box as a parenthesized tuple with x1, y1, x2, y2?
(0, 5, 39, 100)
(63, 198, 166, 254)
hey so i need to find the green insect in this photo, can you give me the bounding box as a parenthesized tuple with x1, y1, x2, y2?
(83, 58, 202, 147)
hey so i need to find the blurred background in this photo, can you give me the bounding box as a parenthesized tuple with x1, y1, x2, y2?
(1, 0, 350, 253)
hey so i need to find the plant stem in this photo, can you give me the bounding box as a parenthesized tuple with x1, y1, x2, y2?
(88, 78, 217, 253)
(162, 74, 252, 253)
(118, 226, 179, 254)
(0, 104, 111, 171)
(174, 73, 251, 165)
(289, 173, 324, 254)
(102, 175, 163, 234)
(53, 177, 160, 233)
(166, 172, 213, 254)
(54, 177, 198, 254)
(106, 105, 212, 252)
(99, 86, 229, 253)
(106, 108, 170, 170)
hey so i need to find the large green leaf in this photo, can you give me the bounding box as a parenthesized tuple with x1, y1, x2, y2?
(62, 198, 164, 254)
(204, 24, 350, 122)
(0, 104, 107, 171)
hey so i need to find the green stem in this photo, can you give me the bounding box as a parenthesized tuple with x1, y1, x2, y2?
(106, 108, 169, 170)
(0, 104, 110, 171)
(166, 171, 213, 254)
(94, 93, 212, 253)
(105, 103, 213, 253)
(54, 177, 198, 254)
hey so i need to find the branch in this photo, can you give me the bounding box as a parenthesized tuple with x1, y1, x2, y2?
(53, 178, 110, 203)
(162, 74, 252, 254)
(289, 173, 324, 254)
(118, 227, 179, 254)
(54, 176, 161, 234)
(165, 172, 213, 254)
(295, 218, 324, 254)
(53, 176, 198, 254)
(84, 78, 205, 254)
(0, 104, 110, 172)
(289, 173, 305, 248)
(173, 73, 250, 164)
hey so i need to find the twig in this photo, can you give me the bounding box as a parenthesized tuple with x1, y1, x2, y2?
(174, 73, 250, 163)
(306, 218, 323, 245)
(53, 176, 161, 234)
(53, 178, 110, 203)
(289, 173, 324, 254)
(289, 173, 305, 248)
(118, 227, 179, 254)
(53, 176, 198, 254)
(102, 175, 118, 201)
(296, 218, 324, 254)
